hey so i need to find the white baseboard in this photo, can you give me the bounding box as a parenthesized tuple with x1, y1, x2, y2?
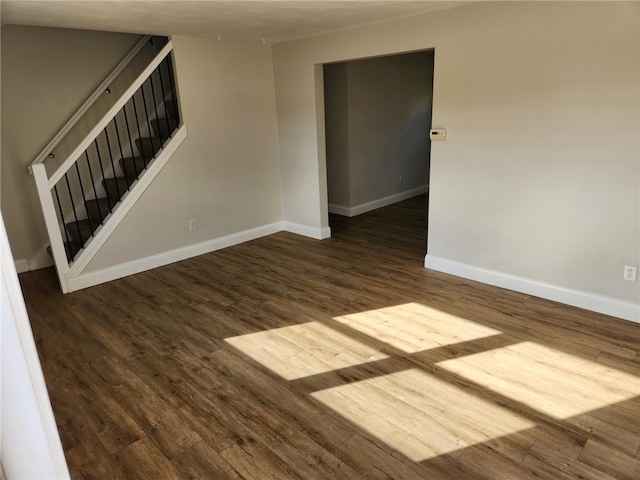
(283, 221, 331, 240)
(329, 185, 428, 217)
(14, 245, 55, 274)
(425, 255, 640, 324)
(14, 259, 29, 274)
(68, 221, 283, 292)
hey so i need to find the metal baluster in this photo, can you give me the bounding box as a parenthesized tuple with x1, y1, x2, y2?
(157, 58, 172, 137)
(103, 123, 120, 202)
(74, 160, 94, 239)
(113, 112, 126, 162)
(122, 103, 139, 178)
(131, 90, 145, 175)
(64, 172, 83, 245)
(148, 69, 162, 144)
(166, 53, 179, 123)
(84, 148, 102, 223)
(140, 84, 153, 157)
(53, 184, 73, 260)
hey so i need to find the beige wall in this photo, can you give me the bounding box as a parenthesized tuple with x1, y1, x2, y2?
(325, 51, 433, 210)
(1, 26, 140, 263)
(83, 35, 282, 271)
(272, 2, 639, 304)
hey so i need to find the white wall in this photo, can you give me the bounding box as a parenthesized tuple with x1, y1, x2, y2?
(272, 2, 639, 319)
(82, 35, 283, 272)
(0, 214, 69, 479)
(1, 26, 141, 268)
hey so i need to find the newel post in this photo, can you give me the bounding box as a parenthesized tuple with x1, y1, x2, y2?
(32, 164, 71, 293)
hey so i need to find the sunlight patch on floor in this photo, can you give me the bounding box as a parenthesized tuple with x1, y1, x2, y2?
(332, 302, 502, 353)
(311, 368, 535, 461)
(225, 321, 388, 380)
(437, 341, 640, 419)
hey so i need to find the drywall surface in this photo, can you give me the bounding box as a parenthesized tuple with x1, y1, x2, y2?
(1, 25, 140, 264)
(272, 1, 639, 305)
(0, 214, 70, 479)
(325, 51, 433, 211)
(83, 35, 282, 271)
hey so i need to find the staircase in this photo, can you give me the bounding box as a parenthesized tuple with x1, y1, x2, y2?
(60, 100, 180, 261)
(31, 36, 188, 293)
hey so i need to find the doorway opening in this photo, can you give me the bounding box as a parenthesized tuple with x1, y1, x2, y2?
(322, 49, 434, 255)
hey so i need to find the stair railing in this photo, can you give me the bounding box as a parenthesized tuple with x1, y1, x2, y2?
(28, 35, 152, 175)
(32, 38, 180, 293)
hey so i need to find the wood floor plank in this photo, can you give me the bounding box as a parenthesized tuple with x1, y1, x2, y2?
(522, 440, 618, 480)
(578, 439, 640, 480)
(18, 194, 639, 480)
(171, 441, 244, 480)
(64, 438, 128, 480)
(114, 437, 185, 480)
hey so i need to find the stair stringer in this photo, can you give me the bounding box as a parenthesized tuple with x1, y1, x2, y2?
(65, 124, 187, 287)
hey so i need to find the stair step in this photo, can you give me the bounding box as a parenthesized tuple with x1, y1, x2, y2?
(135, 137, 164, 161)
(103, 177, 135, 199)
(165, 100, 179, 120)
(66, 219, 100, 245)
(151, 118, 179, 139)
(85, 197, 117, 222)
(119, 156, 149, 178)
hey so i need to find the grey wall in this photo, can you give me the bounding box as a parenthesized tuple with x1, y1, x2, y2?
(324, 51, 433, 212)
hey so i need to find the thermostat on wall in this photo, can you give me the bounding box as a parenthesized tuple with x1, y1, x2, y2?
(429, 128, 447, 140)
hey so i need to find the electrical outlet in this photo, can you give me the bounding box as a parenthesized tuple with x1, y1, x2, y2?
(188, 219, 197, 232)
(399, 175, 403, 184)
(623, 265, 637, 282)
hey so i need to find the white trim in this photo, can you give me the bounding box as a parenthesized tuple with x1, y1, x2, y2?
(68, 221, 283, 292)
(1, 213, 70, 479)
(216, 222, 283, 249)
(327, 204, 352, 217)
(13, 249, 54, 274)
(67, 125, 187, 277)
(14, 259, 29, 274)
(32, 164, 71, 293)
(49, 40, 174, 188)
(29, 35, 152, 174)
(425, 255, 640, 324)
(329, 185, 428, 217)
(283, 221, 331, 240)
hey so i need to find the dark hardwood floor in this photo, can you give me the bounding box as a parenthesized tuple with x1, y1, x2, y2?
(20, 195, 639, 479)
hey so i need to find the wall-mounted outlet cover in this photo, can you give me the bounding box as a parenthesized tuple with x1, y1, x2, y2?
(189, 219, 197, 232)
(623, 265, 637, 282)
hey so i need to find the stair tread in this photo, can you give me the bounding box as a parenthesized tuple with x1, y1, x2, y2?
(120, 156, 150, 178)
(103, 176, 135, 200)
(135, 137, 164, 161)
(165, 100, 179, 119)
(66, 218, 100, 245)
(150, 118, 179, 139)
(85, 197, 117, 221)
